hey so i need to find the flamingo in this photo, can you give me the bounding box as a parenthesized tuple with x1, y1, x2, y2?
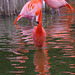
(34, 47, 48, 74)
(32, 10, 46, 47)
(44, 0, 73, 15)
(14, 0, 43, 25)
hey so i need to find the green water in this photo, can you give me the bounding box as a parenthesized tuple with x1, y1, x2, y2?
(0, 1, 75, 75)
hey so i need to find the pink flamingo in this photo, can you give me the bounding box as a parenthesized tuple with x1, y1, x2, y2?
(33, 10, 46, 47)
(44, 0, 73, 15)
(14, 0, 43, 25)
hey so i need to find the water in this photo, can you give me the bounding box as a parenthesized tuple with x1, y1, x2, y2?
(0, 2, 75, 75)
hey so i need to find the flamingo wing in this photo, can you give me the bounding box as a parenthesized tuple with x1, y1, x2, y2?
(20, 0, 42, 18)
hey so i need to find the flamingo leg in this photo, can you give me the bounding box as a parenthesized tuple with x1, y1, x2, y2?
(31, 19, 34, 26)
(56, 9, 61, 16)
(51, 8, 55, 18)
(28, 19, 33, 25)
(52, 9, 55, 14)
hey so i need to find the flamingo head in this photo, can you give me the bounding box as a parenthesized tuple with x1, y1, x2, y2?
(14, 14, 22, 24)
(36, 10, 42, 24)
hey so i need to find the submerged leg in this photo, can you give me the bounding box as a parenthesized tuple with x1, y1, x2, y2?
(52, 8, 55, 16)
(51, 8, 55, 19)
(29, 19, 34, 26)
(31, 19, 33, 25)
(56, 8, 61, 16)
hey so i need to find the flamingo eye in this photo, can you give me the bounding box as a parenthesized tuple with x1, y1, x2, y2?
(36, 21, 39, 24)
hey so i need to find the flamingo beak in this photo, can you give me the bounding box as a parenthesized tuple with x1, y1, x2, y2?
(65, 3, 73, 13)
(14, 15, 22, 24)
(36, 15, 39, 24)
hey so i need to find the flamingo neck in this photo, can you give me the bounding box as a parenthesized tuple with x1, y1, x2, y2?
(39, 0, 43, 4)
(36, 10, 42, 32)
(37, 22, 42, 32)
(35, 0, 43, 4)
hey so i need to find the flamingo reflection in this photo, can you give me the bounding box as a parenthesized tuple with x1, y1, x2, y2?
(46, 14, 75, 57)
(13, 23, 35, 49)
(6, 24, 35, 74)
(6, 50, 28, 74)
(34, 43, 51, 75)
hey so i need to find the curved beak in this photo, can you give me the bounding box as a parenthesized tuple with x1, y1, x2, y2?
(36, 15, 39, 24)
(14, 15, 22, 24)
(65, 3, 73, 13)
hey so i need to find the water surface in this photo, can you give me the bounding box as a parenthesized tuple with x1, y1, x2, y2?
(0, 1, 75, 75)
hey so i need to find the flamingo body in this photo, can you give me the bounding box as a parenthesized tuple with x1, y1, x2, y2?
(33, 10, 46, 47)
(44, 0, 67, 9)
(44, 0, 73, 15)
(14, 0, 43, 24)
(33, 26, 46, 47)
